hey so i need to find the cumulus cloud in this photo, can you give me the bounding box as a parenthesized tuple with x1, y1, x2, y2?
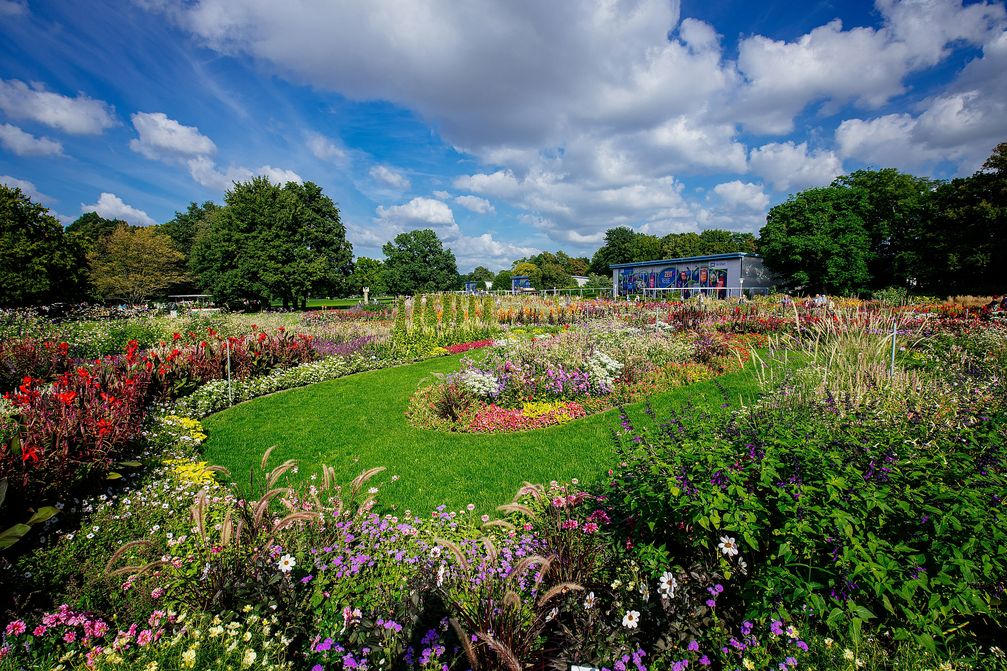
(713, 181, 769, 211)
(130, 0, 1007, 244)
(1, 175, 51, 202)
(129, 112, 216, 160)
(836, 29, 1007, 174)
(749, 142, 843, 192)
(376, 196, 455, 232)
(450, 233, 539, 271)
(186, 156, 301, 192)
(0, 123, 62, 156)
(733, 0, 1006, 134)
(369, 165, 410, 190)
(306, 132, 349, 164)
(80, 192, 157, 227)
(0, 79, 116, 134)
(454, 195, 494, 214)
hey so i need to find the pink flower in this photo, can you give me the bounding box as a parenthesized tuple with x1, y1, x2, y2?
(33, 625, 47, 637)
(151, 587, 165, 599)
(136, 629, 153, 646)
(63, 630, 77, 644)
(4, 620, 26, 636)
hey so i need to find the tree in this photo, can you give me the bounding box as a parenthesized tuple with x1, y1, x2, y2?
(759, 187, 872, 295)
(89, 224, 188, 303)
(511, 261, 543, 288)
(349, 257, 387, 296)
(831, 169, 936, 289)
(919, 143, 1007, 295)
(589, 227, 637, 274)
(493, 269, 512, 291)
(660, 230, 758, 259)
(465, 266, 495, 288)
(628, 233, 662, 263)
(190, 178, 354, 307)
(160, 201, 218, 259)
(66, 212, 129, 251)
(381, 229, 459, 295)
(0, 185, 86, 305)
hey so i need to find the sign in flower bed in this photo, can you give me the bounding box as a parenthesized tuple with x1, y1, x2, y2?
(407, 324, 751, 433)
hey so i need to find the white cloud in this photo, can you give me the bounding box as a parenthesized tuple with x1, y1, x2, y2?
(749, 142, 843, 192)
(836, 29, 1007, 174)
(376, 196, 455, 229)
(0, 123, 63, 156)
(0, 1, 27, 17)
(306, 132, 348, 164)
(0, 175, 51, 202)
(0, 79, 116, 134)
(432, 190, 451, 200)
(713, 181, 769, 211)
(369, 165, 411, 190)
(450, 233, 539, 271)
(733, 0, 1006, 134)
(80, 192, 157, 227)
(129, 112, 216, 160)
(454, 195, 495, 214)
(187, 156, 302, 192)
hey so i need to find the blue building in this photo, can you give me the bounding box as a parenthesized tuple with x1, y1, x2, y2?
(610, 253, 776, 298)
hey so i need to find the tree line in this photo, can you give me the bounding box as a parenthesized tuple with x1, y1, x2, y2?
(1, 142, 1004, 305)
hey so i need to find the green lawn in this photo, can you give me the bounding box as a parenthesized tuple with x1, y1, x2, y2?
(201, 355, 771, 514)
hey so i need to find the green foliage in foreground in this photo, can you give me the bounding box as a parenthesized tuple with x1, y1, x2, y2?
(201, 353, 768, 512)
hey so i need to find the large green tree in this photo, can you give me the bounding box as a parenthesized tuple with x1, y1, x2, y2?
(661, 229, 757, 259)
(160, 201, 218, 258)
(759, 187, 872, 295)
(0, 185, 86, 305)
(66, 212, 130, 252)
(348, 257, 387, 296)
(381, 229, 459, 295)
(919, 143, 1007, 295)
(589, 227, 637, 274)
(89, 224, 188, 303)
(190, 178, 353, 307)
(832, 169, 937, 289)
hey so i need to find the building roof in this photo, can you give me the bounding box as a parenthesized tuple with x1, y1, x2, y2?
(609, 252, 761, 270)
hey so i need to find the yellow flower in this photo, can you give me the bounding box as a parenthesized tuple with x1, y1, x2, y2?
(743, 659, 755, 670)
(843, 649, 855, 661)
(182, 648, 197, 669)
(145, 662, 159, 671)
(242, 649, 258, 668)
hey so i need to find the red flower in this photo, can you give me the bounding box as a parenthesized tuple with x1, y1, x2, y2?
(56, 391, 77, 405)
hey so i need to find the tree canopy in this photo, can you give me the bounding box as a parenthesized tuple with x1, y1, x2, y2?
(0, 185, 86, 305)
(190, 178, 353, 308)
(348, 257, 387, 296)
(89, 224, 188, 304)
(381, 229, 459, 295)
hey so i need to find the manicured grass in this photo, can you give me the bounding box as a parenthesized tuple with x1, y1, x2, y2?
(201, 355, 773, 514)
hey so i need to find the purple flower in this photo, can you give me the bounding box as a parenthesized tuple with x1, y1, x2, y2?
(699, 656, 710, 666)
(796, 640, 808, 652)
(688, 640, 699, 652)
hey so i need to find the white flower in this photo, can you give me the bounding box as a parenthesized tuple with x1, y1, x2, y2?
(277, 554, 296, 573)
(718, 536, 739, 557)
(545, 607, 558, 622)
(436, 563, 445, 587)
(241, 649, 257, 668)
(583, 591, 596, 610)
(658, 571, 677, 598)
(181, 648, 197, 668)
(622, 610, 640, 629)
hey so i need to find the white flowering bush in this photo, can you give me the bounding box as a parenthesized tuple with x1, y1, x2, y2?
(586, 349, 623, 392)
(456, 368, 500, 398)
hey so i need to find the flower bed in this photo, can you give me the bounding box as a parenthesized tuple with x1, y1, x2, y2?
(0, 327, 318, 517)
(407, 324, 749, 433)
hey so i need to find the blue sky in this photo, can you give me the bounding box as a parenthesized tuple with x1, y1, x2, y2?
(1, 0, 1005, 271)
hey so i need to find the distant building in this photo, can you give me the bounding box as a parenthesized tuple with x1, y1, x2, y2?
(609, 253, 776, 298)
(571, 275, 589, 287)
